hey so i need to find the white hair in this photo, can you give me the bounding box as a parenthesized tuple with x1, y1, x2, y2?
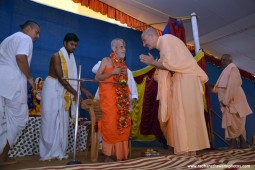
(111, 38, 125, 49)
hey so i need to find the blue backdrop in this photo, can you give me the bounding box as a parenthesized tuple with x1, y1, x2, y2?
(0, 0, 149, 96)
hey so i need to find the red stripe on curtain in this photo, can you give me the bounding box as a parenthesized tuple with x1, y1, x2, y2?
(73, 0, 152, 32)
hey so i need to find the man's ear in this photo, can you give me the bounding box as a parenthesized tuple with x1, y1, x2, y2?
(111, 46, 116, 52)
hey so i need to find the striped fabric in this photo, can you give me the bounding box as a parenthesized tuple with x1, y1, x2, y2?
(24, 148, 255, 170)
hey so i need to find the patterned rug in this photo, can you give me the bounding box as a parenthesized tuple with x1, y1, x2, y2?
(9, 117, 89, 157)
(23, 148, 255, 170)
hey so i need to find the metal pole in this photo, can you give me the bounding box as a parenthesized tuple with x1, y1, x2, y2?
(191, 12, 200, 55)
(74, 65, 81, 160)
(66, 65, 82, 165)
(62, 77, 127, 85)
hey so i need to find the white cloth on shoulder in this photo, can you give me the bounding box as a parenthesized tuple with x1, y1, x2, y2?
(60, 47, 79, 118)
(60, 47, 78, 94)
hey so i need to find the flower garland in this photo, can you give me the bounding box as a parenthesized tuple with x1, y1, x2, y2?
(110, 53, 131, 134)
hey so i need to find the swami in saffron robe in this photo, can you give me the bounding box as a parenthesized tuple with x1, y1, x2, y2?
(213, 63, 252, 139)
(156, 34, 210, 154)
(98, 67, 131, 160)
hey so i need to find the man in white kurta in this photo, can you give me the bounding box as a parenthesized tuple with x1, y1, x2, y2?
(212, 54, 252, 149)
(140, 28, 210, 155)
(0, 20, 40, 164)
(39, 33, 92, 161)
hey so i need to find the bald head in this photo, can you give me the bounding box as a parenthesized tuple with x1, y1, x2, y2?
(221, 54, 232, 68)
(142, 27, 158, 37)
(141, 28, 159, 50)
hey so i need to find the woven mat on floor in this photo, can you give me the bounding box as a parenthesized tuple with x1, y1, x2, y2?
(23, 148, 255, 170)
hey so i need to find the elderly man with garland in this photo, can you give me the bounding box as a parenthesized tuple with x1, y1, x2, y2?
(95, 38, 134, 162)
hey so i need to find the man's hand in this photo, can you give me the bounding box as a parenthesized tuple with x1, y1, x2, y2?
(111, 67, 122, 75)
(120, 68, 127, 75)
(73, 94, 83, 104)
(139, 53, 155, 65)
(73, 92, 78, 101)
(16, 55, 34, 87)
(28, 77, 35, 89)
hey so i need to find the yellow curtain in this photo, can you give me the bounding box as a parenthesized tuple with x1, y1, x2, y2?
(195, 50, 208, 112)
(131, 76, 155, 140)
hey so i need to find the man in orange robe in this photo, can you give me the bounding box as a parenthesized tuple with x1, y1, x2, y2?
(212, 54, 252, 149)
(95, 38, 133, 162)
(140, 28, 210, 155)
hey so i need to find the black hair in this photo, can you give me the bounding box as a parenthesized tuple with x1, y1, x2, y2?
(19, 20, 39, 30)
(38, 77, 42, 83)
(63, 33, 79, 43)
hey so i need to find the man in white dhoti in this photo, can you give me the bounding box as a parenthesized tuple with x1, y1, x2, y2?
(0, 20, 40, 165)
(39, 33, 93, 161)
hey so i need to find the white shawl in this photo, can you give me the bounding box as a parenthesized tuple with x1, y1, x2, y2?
(60, 47, 78, 118)
(60, 47, 78, 92)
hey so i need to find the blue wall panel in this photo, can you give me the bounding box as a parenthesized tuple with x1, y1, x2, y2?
(0, 0, 149, 97)
(0, 0, 151, 118)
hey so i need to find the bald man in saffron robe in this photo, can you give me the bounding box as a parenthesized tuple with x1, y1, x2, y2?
(140, 28, 210, 155)
(212, 54, 252, 149)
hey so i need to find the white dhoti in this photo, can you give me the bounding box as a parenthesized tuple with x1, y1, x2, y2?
(39, 76, 69, 160)
(0, 91, 28, 154)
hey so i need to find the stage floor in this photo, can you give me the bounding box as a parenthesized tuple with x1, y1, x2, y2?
(1, 146, 254, 170)
(2, 146, 171, 170)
